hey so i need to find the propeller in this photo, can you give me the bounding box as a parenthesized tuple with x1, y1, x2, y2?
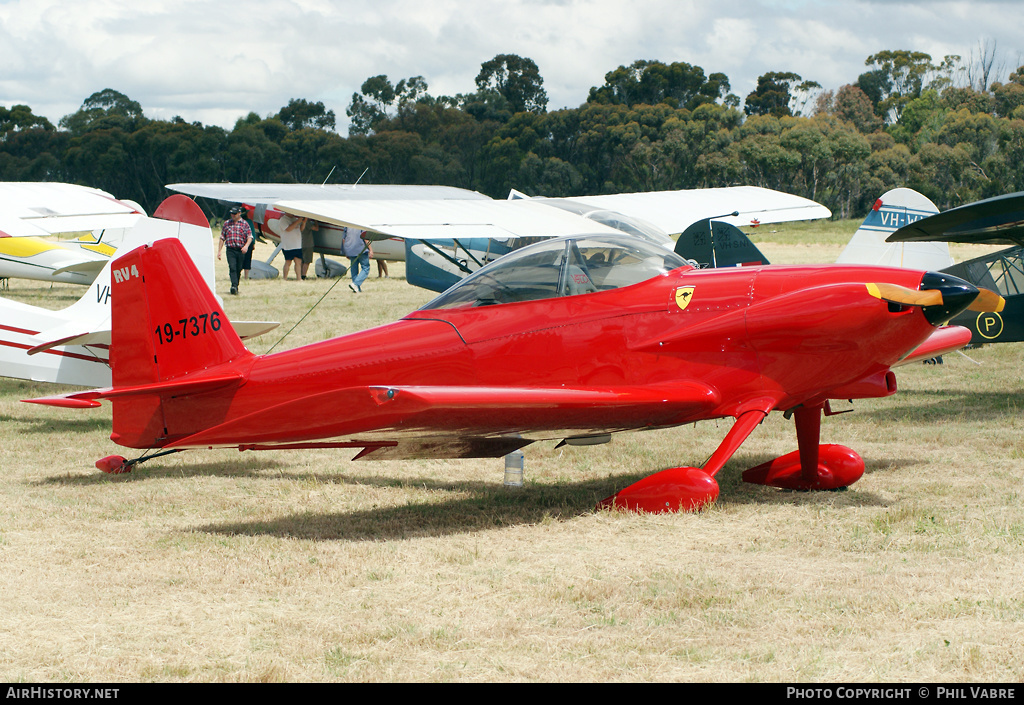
(866, 283, 942, 307)
(866, 272, 1005, 325)
(968, 287, 1005, 313)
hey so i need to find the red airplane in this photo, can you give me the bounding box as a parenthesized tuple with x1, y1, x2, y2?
(25, 232, 1001, 512)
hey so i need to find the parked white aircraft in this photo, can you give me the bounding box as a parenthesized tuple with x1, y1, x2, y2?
(0, 195, 276, 387)
(169, 182, 831, 289)
(0, 182, 145, 285)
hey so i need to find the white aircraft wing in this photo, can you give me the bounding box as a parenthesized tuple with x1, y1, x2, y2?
(167, 183, 490, 205)
(0, 182, 144, 237)
(277, 186, 828, 241)
(274, 199, 626, 240)
(549, 186, 831, 234)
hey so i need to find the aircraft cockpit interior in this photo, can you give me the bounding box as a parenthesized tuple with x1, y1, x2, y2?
(421, 234, 689, 310)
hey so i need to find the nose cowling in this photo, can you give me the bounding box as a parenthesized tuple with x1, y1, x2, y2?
(919, 271, 979, 326)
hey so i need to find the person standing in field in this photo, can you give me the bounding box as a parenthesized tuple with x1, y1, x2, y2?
(300, 217, 318, 280)
(239, 207, 257, 280)
(280, 215, 306, 281)
(217, 206, 253, 295)
(342, 226, 372, 293)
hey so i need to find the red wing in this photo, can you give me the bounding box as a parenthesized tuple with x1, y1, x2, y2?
(894, 325, 972, 366)
(165, 382, 721, 450)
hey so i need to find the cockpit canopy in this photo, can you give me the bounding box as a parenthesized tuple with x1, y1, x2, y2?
(421, 234, 689, 310)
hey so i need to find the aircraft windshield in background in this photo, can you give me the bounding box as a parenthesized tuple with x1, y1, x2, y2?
(27, 231, 999, 512)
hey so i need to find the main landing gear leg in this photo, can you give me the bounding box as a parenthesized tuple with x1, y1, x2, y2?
(598, 408, 768, 514)
(742, 404, 864, 490)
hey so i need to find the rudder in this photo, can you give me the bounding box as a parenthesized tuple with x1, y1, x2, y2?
(109, 238, 251, 447)
(675, 219, 769, 268)
(110, 238, 248, 385)
(836, 188, 949, 269)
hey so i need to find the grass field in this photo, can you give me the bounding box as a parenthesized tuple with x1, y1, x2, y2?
(1, 221, 1022, 682)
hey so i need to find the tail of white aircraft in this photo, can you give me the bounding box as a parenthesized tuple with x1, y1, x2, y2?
(836, 188, 952, 270)
(0, 196, 217, 387)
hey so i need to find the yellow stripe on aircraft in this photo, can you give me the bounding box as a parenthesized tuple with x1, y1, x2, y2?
(78, 242, 116, 257)
(0, 237, 65, 258)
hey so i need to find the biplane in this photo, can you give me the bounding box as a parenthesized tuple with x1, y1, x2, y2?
(887, 191, 1024, 345)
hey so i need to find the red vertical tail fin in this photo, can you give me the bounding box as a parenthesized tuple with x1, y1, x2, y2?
(110, 237, 248, 385)
(109, 238, 252, 447)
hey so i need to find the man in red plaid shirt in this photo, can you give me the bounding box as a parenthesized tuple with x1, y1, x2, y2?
(217, 206, 253, 295)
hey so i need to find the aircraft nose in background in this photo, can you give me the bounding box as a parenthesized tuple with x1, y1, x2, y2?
(919, 271, 980, 325)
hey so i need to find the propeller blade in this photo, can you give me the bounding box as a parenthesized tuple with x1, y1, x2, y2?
(869, 273, 984, 326)
(866, 283, 943, 307)
(967, 287, 1005, 313)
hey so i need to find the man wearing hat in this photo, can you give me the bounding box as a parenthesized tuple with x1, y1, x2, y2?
(217, 206, 254, 295)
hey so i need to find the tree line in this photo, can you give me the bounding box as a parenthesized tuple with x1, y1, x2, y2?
(2, 49, 1023, 219)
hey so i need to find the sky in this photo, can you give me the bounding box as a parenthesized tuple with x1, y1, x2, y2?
(1, 0, 1022, 133)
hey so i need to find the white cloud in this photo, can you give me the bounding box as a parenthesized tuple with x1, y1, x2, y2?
(0, 0, 1020, 129)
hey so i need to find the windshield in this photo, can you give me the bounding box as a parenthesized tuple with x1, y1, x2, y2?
(421, 234, 688, 310)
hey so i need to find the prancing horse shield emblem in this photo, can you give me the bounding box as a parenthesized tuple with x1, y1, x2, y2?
(675, 286, 695, 311)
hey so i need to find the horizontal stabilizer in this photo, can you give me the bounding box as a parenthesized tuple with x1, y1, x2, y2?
(26, 332, 107, 355)
(51, 259, 108, 278)
(24, 370, 245, 408)
(224, 320, 279, 340)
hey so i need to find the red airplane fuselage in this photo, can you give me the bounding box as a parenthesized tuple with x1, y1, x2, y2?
(108, 256, 931, 452)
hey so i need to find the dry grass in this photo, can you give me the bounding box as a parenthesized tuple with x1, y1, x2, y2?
(1, 224, 1023, 682)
